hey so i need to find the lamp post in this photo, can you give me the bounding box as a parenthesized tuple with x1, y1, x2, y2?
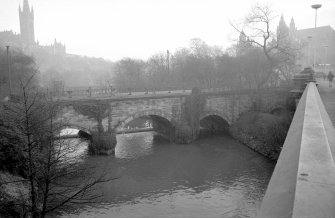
(307, 36, 313, 67)
(323, 45, 328, 76)
(167, 49, 170, 75)
(311, 4, 322, 28)
(6, 45, 12, 95)
(167, 50, 171, 93)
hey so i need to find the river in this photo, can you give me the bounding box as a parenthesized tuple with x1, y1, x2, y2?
(59, 131, 275, 218)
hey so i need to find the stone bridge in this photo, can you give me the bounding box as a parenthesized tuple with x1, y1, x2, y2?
(55, 88, 290, 154)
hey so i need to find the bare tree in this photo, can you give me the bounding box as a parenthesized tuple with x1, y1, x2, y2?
(112, 58, 146, 92)
(1, 73, 112, 217)
(146, 53, 168, 91)
(231, 4, 301, 87)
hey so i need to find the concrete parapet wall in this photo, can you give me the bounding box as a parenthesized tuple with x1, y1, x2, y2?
(257, 83, 335, 218)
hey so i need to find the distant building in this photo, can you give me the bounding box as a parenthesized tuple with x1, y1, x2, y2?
(236, 31, 253, 56)
(289, 18, 297, 40)
(0, 0, 66, 56)
(276, 16, 335, 72)
(296, 26, 335, 72)
(0, 0, 114, 88)
(19, 0, 35, 47)
(277, 15, 290, 41)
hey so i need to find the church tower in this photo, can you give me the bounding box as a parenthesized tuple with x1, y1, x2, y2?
(289, 18, 297, 39)
(19, 0, 35, 46)
(236, 31, 250, 56)
(239, 31, 247, 44)
(277, 15, 289, 41)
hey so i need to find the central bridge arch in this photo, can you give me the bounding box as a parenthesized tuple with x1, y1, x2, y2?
(61, 125, 92, 134)
(115, 109, 174, 137)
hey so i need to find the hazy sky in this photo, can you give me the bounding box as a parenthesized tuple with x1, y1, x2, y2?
(1, 0, 334, 61)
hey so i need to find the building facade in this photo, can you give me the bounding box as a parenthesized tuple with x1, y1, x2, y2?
(296, 26, 335, 73)
(0, 0, 66, 56)
(277, 16, 335, 73)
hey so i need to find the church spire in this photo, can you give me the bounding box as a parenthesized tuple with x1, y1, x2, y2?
(279, 14, 286, 27)
(290, 17, 296, 29)
(277, 14, 289, 40)
(289, 17, 297, 39)
(19, 0, 35, 46)
(23, 0, 30, 12)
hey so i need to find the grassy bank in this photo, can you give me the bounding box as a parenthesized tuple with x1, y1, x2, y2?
(230, 111, 292, 160)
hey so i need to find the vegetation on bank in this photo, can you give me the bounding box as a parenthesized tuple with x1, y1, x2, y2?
(0, 50, 113, 217)
(0, 87, 112, 218)
(0, 172, 30, 217)
(230, 110, 293, 160)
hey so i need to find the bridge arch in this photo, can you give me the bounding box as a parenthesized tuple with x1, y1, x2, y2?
(61, 125, 91, 134)
(200, 110, 231, 134)
(200, 110, 231, 125)
(59, 125, 92, 139)
(115, 109, 173, 133)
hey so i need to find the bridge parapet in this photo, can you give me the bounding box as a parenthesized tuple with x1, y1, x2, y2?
(257, 83, 335, 218)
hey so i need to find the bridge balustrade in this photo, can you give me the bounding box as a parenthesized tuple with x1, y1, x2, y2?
(58, 85, 291, 100)
(63, 86, 114, 98)
(257, 82, 335, 218)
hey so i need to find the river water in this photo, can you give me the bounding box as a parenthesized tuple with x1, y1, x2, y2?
(60, 132, 274, 218)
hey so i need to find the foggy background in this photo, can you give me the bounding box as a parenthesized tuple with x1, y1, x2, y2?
(1, 0, 334, 61)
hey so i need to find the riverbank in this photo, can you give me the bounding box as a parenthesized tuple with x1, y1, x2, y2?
(0, 171, 29, 217)
(230, 111, 292, 160)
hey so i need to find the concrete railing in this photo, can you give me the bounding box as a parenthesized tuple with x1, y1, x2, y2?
(257, 82, 335, 218)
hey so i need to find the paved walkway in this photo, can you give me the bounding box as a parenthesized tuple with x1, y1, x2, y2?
(318, 79, 335, 127)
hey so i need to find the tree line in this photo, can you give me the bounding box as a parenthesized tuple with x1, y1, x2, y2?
(109, 5, 302, 92)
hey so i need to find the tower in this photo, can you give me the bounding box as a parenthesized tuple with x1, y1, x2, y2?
(19, 0, 35, 46)
(239, 31, 247, 44)
(289, 18, 297, 39)
(277, 15, 289, 41)
(236, 31, 250, 56)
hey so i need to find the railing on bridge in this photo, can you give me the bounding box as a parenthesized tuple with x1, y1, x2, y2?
(257, 82, 335, 218)
(53, 85, 291, 100)
(53, 86, 234, 99)
(63, 86, 115, 97)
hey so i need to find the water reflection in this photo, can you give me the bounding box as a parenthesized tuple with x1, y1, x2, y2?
(60, 128, 79, 136)
(60, 132, 274, 218)
(115, 132, 155, 159)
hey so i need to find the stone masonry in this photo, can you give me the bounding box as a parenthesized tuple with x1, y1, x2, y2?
(56, 88, 289, 154)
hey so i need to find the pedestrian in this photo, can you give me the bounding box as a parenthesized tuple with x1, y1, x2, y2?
(327, 71, 334, 87)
